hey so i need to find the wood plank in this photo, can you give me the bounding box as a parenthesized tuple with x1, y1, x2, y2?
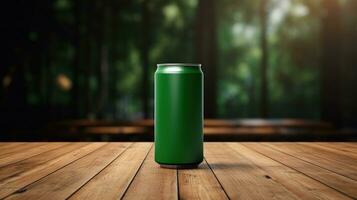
(178, 159, 228, 199)
(69, 143, 152, 200)
(122, 148, 177, 200)
(314, 143, 357, 152)
(204, 143, 299, 199)
(340, 143, 357, 149)
(0, 143, 89, 184)
(266, 143, 357, 180)
(4, 143, 131, 200)
(234, 143, 351, 200)
(322, 143, 357, 153)
(0, 143, 69, 167)
(0, 143, 25, 153)
(302, 143, 357, 159)
(0, 143, 46, 157)
(0, 143, 22, 146)
(245, 143, 357, 199)
(0, 143, 106, 199)
(299, 143, 357, 165)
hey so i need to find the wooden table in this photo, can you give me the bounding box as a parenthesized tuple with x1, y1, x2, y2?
(0, 142, 356, 199)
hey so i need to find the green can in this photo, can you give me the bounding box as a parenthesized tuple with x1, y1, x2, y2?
(155, 63, 203, 168)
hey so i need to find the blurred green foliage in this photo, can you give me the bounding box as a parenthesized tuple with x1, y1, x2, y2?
(1, 0, 357, 123)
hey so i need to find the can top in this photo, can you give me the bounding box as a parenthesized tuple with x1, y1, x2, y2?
(157, 63, 201, 67)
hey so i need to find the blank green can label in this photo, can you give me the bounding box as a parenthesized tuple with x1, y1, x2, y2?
(155, 63, 203, 166)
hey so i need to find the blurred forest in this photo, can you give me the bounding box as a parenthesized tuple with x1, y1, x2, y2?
(1, 0, 357, 130)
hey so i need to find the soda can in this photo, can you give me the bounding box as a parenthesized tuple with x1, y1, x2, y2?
(154, 63, 203, 168)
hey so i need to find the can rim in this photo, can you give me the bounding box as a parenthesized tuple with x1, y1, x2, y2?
(157, 63, 201, 67)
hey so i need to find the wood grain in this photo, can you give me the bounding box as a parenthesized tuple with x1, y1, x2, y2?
(246, 143, 357, 199)
(235, 143, 351, 200)
(205, 143, 299, 199)
(340, 143, 357, 149)
(299, 143, 357, 167)
(69, 143, 152, 200)
(122, 148, 178, 200)
(266, 143, 357, 180)
(301, 143, 357, 159)
(317, 143, 357, 154)
(0, 143, 26, 155)
(0, 143, 106, 199)
(0, 143, 88, 182)
(4, 143, 131, 200)
(0, 143, 48, 157)
(178, 159, 228, 199)
(0, 143, 68, 168)
(0, 142, 355, 200)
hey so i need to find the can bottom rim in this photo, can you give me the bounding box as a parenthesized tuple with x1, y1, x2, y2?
(160, 164, 200, 169)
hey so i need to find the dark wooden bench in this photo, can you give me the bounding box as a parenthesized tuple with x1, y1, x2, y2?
(36, 119, 357, 141)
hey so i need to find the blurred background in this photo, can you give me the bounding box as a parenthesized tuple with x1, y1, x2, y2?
(1, 0, 356, 141)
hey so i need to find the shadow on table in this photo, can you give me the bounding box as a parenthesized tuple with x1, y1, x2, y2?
(206, 162, 254, 170)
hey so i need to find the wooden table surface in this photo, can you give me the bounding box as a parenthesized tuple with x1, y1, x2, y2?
(0, 142, 356, 199)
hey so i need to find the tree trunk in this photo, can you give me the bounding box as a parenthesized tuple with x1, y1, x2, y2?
(141, 0, 150, 119)
(93, 1, 106, 119)
(259, 0, 269, 118)
(195, 0, 218, 118)
(110, 0, 121, 119)
(342, 0, 357, 127)
(320, 0, 341, 126)
(97, 45, 109, 118)
(82, 2, 91, 118)
(72, 0, 81, 118)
